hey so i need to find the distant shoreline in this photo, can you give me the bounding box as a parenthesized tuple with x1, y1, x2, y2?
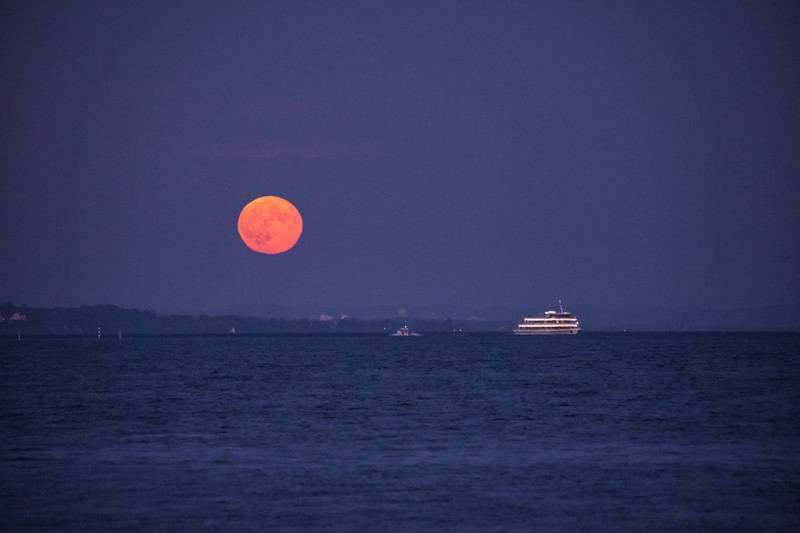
(2, 302, 799, 335)
(4, 332, 800, 341)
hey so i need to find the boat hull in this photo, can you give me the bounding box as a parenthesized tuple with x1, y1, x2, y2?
(513, 328, 580, 335)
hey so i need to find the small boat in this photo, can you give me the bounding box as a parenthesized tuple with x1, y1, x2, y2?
(513, 301, 580, 335)
(390, 325, 420, 336)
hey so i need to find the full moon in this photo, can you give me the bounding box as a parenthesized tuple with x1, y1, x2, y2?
(237, 196, 303, 254)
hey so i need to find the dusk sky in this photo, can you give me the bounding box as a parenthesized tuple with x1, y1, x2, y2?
(2, 1, 798, 314)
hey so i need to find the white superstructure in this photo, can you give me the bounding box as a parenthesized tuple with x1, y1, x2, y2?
(513, 301, 580, 335)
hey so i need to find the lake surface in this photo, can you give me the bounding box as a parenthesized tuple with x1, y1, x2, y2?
(1, 333, 799, 531)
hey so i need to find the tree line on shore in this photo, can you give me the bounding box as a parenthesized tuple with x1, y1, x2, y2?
(0, 302, 503, 335)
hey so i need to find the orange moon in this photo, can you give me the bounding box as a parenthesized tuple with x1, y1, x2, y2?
(237, 196, 303, 254)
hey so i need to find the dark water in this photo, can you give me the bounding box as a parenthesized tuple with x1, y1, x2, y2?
(1, 333, 799, 531)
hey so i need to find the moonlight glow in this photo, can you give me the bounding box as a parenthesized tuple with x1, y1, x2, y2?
(237, 196, 303, 254)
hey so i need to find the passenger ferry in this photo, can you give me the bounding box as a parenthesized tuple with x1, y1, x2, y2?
(513, 301, 580, 335)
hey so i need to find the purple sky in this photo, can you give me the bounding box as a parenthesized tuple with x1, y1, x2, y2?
(2, 1, 798, 313)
